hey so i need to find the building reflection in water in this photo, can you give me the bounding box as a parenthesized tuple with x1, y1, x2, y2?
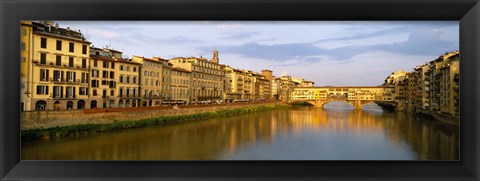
(22, 103, 458, 160)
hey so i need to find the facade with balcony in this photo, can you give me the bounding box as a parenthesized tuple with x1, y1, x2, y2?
(170, 51, 224, 104)
(171, 68, 192, 105)
(21, 21, 91, 110)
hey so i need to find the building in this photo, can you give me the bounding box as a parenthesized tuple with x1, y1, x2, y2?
(114, 57, 142, 108)
(20, 21, 33, 111)
(301, 80, 315, 87)
(252, 73, 270, 100)
(279, 76, 298, 103)
(89, 47, 123, 109)
(133, 56, 164, 107)
(271, 77, 282, 100)
(223, 66, 244, 102)
(170, 51, 224, 104)
(426, 51, 460, 117)
(261, 69, 273, 99)
(21, 21, 91, 111)
(171, 68, 192, 105)
(390, 51, 459, 118)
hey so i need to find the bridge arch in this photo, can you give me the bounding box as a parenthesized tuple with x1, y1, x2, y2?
(290, 100, 316, 107)
(319, 100, 376, 110)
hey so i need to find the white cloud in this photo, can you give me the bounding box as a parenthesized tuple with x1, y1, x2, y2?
(314, 33, 409, 49)
(86, 29, 119, 39)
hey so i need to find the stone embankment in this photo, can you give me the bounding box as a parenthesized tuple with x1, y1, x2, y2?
(22, 101, 284, 130)
(21, 101, 288, 140)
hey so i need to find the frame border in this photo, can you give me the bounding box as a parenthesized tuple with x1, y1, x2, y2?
(1, 0, 479, 180)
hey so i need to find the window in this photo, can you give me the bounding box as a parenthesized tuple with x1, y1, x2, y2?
(133, 77, 137, 84)
(110, 90, 114, 96)
(36, 85, 49, 95)
(22, 28, 26, 36)
(69, 57, 74, 67)
(53, 86, 63, 98)
(21, 42, 26, 51)
(91, 70, 99, 78)
(120, 65, 124, 71)
(56, 55, 61, 66)
(94, 60, 98, 67)
(69, 42, 74, 52)
(110, 71, 115, 79)
(79, 87, 88, 95)
(40, 38, 47, 48)
(82, 45, 87, 54)
(119, 75, 124, 83)
(53, 70, 61, 81)
(145, 71, 148, 76)
(102, 71, 108, 78)
(103, 61, 108, 68)
(66, 71, 75, 82)
(22, 56, 26, 63)
(56, 40, 62, 51)
(93, 89, 97, 96)
(66, 86, 74, 98)
(39, 69, 49, 81)
(91, 80, 99, 88)
(81, 72, 88, 83)
(126, 76, 130, 83)
(109, 81, 115, 88)
(40, 53, 46, 64)
(133, 67, 137, 72)
(111, 62, 115, 69)
(126, 66, 130, 71)
(82, 59, 87, 68)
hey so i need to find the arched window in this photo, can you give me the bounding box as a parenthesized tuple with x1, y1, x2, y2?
(66, 101, 73, 109)
(90, 100, 97, 109)
(77, 100, 86, 109)
(35, 100, 47, 110)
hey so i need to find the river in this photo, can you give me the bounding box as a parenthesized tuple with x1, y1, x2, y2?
(21, 102, 459, 160)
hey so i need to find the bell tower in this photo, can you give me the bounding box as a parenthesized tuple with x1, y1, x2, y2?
(211, 49, 219, 64)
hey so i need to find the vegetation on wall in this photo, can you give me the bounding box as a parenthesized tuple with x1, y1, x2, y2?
(21, 105, 288, 140)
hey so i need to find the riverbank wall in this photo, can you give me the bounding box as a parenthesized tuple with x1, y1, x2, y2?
(414, 109, 459, 126)
(22, 101, 284, 130)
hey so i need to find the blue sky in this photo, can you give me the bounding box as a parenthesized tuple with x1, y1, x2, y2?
(57, 21, 459, 86)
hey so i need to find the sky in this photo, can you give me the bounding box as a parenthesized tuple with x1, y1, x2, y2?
(57, 21, 459, 86)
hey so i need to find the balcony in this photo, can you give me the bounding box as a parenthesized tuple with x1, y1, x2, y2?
(454, 73, 459, 83)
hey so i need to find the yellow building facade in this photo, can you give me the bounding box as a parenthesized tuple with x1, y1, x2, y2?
(115, 59, 142, 108)
(133, 56, 164, 107)
(89, 47, 132, 109)
(171, 68, 192, 105)
(22, 21, 91, 110)
(170, 51, 224, 104)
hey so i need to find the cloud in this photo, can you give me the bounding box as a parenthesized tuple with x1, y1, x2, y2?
(217, 23, 244, 32)
(201, 27, 458, 64)
(222, 32, 259, 40)
(86, 29, 119, 39)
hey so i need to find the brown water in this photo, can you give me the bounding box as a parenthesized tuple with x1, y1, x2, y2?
(21, 103, 459, 160)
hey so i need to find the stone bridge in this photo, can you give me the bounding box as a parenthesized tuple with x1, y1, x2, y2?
(289, 86, 396, 109)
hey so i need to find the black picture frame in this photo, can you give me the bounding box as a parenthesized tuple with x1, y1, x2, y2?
(1, 0, 479, 180)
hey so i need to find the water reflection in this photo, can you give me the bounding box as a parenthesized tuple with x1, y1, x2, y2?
(22, 103, 458, 160)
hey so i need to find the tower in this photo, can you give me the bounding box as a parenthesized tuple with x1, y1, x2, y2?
(211, 49, 219, 64)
